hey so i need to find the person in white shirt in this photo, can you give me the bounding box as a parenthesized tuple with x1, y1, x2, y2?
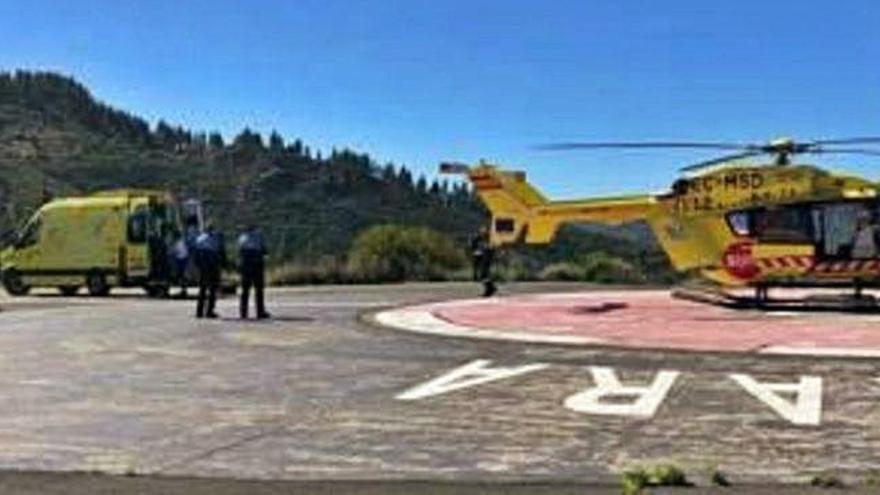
(851, 212, 878, 259)
(171, 234, 189, 298)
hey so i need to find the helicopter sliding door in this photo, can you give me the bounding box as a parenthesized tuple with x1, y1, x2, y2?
(813, 201, 880, 260)
(746, 201, 880, 260)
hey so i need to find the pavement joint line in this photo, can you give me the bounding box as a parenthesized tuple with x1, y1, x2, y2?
(151, 426, 287, 475)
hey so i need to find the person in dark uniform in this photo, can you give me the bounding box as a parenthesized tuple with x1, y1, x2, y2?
(470, 227, 486, 282)
(238, 224, 270, 319)
(469, 225, 497, 297)
(148, 229, 171, 285)
(194, 224, 225, 318)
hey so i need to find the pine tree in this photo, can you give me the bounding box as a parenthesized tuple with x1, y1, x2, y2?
(208, 132, 225, 150)
(382, 163, 396, 181)
(289, 139, 303, 156)
(233, 127, 264, 150)
(155, 120, 176, 149)
(398, 166, 413, 187)
(269, 131, 284, 154)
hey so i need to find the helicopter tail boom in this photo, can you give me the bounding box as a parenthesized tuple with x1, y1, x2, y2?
(526, 196, 658, 243)
(441, 162, 657, 245)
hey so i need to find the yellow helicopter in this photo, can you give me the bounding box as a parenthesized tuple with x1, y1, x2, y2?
(442, 137, 880, 308)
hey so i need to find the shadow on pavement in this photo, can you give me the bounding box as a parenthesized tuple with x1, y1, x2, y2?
(216, 315, 314, 323)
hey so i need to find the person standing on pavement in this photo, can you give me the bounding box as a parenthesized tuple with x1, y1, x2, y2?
(469, 225, 497, 297)
(194, 223, 225, 318)
(469, 226, 487, 282)
(238, 224, 270, 319)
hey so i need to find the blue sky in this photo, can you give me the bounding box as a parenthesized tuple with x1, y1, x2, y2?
(1, 0, 878, 197)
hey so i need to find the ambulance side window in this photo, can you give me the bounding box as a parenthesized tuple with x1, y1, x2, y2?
(16, 215, 42, 248)
(128, 208, 149, 244)
(150, 203, 172, 238)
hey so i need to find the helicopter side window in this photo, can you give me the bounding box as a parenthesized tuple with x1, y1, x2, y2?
(754, 206, 813, 244)
(494, 218, 515, 233)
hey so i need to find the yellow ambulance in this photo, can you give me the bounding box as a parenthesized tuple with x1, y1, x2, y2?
(1, 189, 190, 296)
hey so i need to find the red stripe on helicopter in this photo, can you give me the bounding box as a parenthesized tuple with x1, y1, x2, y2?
(811, 260, 880, 273)
(756, 256, 814, 270)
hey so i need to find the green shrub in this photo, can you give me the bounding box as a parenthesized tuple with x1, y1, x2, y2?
(346, 224, 466, 282)
(268, 256, 350, 285)
(621, 469, 649, 495)
(536, 254, 646, 284)
(445, 267, 475, 282)
(621, 464, 690, 494)
(711, 470, 731, 486)
(538, 262, 584, 281)
(495, 255, 537, 282)
(581, 252, 645, 284)
(810, 472, 845, 488)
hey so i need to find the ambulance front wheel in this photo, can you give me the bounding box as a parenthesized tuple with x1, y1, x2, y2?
(2, 270, 30, 296)
(58, 285, 80, 296)
(86, 272, 110, 297)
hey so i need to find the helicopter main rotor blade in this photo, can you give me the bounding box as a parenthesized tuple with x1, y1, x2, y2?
(532, 136, 880, 173)
(535, 141, 752, 151)
(679, 151, 764, 172)
(811, 137, 880, 146)
(808, 147, 880, 157)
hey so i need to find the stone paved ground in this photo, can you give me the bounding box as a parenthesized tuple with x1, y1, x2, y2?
(0, 283, 878, 492)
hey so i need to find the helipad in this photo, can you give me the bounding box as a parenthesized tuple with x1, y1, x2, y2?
(374, 290, 880, 357)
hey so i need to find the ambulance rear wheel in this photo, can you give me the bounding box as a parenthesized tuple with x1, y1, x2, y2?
(2, 270, 29, 296)
(86, 273, 110, 297)
(58, 285, 80, 296)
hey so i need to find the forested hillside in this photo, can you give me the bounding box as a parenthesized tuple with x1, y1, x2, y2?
(0, 70, 677, 283)
(0, 71, 483, 258)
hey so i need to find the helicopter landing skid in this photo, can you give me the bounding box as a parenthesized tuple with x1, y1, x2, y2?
(672, 286, 880, 314)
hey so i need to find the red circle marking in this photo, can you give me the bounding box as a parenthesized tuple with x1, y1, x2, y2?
(419, 290, 880, 355)
(723, 242, 759, 279)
